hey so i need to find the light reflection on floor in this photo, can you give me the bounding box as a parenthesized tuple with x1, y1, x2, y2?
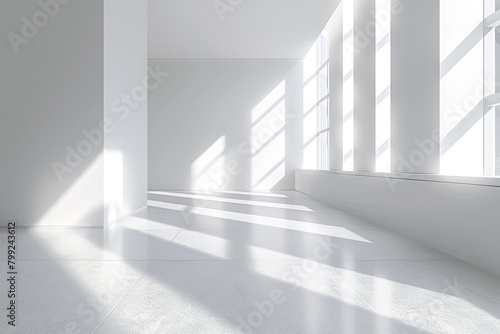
(2, 191, 500, 334)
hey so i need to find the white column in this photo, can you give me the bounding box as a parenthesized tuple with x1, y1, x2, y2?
(353, 0, 376, 171)
(285, 62, 304, 186)
(391, 0, 440, 174)
(104, 0, 148, 225)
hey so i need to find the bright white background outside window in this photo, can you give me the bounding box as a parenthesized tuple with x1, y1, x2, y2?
(376, 0, 391, 172)
(343, 0, 354, 171)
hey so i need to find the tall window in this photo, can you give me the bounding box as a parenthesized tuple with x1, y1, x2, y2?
(440, 0, 484, 176)
(303, 28, 329, 170)
(310, 0, 499, 179)
(343, 0, 354, 171)
(440, 0, 500, 177)
(375, 0, 391, 172)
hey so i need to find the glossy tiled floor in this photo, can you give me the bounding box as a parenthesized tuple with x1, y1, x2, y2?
(2, 191, 500, 333)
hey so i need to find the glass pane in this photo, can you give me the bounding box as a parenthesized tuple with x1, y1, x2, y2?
(318, 65, 329, 101)
(303, 76, 318, 111)
(376, 0, 391, 172)
(440, 0, 484, 176)
(317, 131, 329, 170)
(343, 0, 354, 171)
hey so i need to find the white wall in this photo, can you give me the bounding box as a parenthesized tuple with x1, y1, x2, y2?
(296, 170, 500, 276)
(104, 0, 148, 225)
(0, 0, 148, 227)
(0, 0, 105, 227)
(148, 59, 303, 191)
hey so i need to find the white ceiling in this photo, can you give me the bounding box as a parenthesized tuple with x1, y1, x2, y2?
(148, 0, 340, 59)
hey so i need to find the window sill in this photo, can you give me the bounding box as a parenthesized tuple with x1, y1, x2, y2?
(298, 169, 500, 188)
